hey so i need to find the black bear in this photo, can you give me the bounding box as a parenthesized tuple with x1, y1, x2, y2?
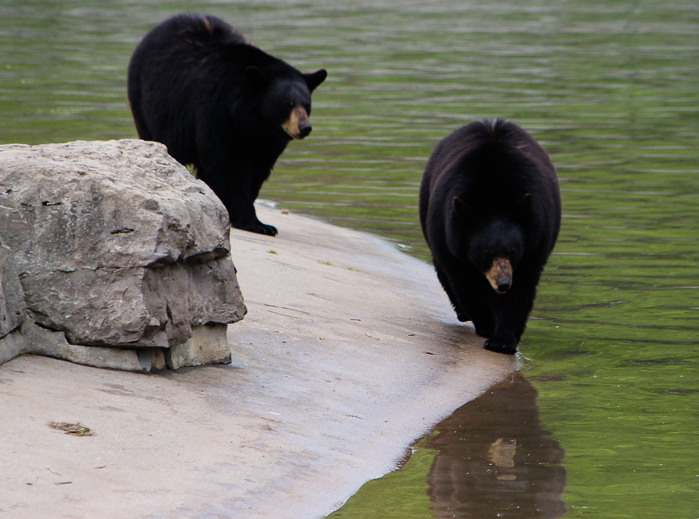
(419, 120, 561, 354)
(127, 14, 327, 236)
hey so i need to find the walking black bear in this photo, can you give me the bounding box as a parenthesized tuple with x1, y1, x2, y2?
(128, 14, 327, 236)
(419, 120, 561, 354)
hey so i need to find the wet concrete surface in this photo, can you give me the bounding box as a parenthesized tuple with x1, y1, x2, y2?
(0, 206, 515, 519)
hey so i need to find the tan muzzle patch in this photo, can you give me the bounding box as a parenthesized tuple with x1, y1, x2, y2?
(485, 257, 513, 293)
(282, 106, 310, 139)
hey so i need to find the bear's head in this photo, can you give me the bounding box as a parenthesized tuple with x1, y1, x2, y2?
(450, 193, 531, 294)
(245, 66, 327, 140)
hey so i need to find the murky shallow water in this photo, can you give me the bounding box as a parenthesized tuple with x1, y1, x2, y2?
(1, 1, 697, 517)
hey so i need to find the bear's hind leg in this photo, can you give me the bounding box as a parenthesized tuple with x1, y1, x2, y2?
(472, 318, 496, 340)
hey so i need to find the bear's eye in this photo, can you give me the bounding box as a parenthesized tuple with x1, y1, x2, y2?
(288, 101, 295, 107)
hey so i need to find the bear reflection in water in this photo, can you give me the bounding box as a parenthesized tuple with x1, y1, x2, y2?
(424, 373, 566, 519)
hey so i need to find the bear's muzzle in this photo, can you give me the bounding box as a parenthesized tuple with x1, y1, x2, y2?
(282, 106, 312, 140)
(485, 257, 513, 294)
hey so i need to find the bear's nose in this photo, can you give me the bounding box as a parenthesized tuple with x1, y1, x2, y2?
(497, 281, 511, 293)
(298, 123, 312, 139)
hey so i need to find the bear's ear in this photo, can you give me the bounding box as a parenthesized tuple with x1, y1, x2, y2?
(514, 193, 532, 215)
(245, 66, 268, 88)
(304, 69, 327, 92)
(452, 196, 469, 221)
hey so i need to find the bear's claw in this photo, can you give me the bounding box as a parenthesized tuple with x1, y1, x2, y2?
(240, 221, 278, 236)
(483, 339, 517, 355)
(260, 224, 278, 236)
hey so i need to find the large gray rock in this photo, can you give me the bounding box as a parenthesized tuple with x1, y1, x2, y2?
(0, 241, 26, 341)
(0, 139, 246, 370)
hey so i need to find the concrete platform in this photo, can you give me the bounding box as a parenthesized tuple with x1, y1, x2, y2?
(0, 206, 515, 519)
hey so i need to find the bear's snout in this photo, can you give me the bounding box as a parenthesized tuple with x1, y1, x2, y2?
(485, 257, 513, 294)
(497, 280, 511, 293)
(282, 106, 312, 140)
(298, 123, 312, 139)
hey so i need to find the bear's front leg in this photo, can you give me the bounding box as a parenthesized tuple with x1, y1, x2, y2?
(197, 151, 278, 236)
(484, 296, 520, 354)
(447, 268, 496, 338)
(434, 262, 471, 322)
(225, 190, 278, 236)
(485, 306, 525, 355)
(485, 269, 539, 354)
(233, 208, 278, 236)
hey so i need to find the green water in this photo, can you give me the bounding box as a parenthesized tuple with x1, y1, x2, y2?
(1, 1, 697, 517)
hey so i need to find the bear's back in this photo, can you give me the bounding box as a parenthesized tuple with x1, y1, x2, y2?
(152, 14, 247, 48)
(421, 119, 560, 256)
(430, 120, 557, 208)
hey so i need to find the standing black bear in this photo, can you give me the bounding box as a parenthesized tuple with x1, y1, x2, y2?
(127, 14, 327, 236)
(419, 120, 561, 354)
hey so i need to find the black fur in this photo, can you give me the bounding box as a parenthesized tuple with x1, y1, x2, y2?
(127, 14, 327, 236)
(419, 120, 561, 354)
